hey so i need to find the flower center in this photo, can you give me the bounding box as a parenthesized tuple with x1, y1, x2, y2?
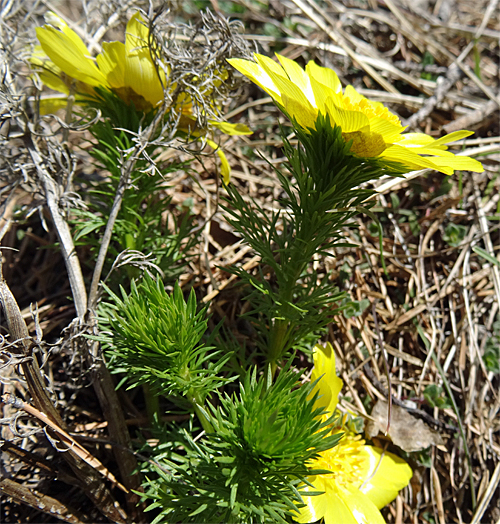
(342, 130, 387, 157)
(314, 433, 367, 488)
(113, 86, 152, 112)
(342, 95, 401, 127)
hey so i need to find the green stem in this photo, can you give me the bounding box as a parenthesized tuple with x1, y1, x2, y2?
(143, 383, 160, 425)
(191, 396, 214, 434)
(181, 365, 214, 433)
(267, 319, 289, 377)
(266, 263, 304, 376)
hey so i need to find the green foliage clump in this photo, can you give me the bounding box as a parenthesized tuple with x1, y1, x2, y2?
(341, 298, 370, 319)
(72, 93, 198, 287)
(141, 366, 341, 523)
(223, 115, 408, 368)
(99, 276, 231, 408)
(443, 223, 468, 247)
(423, 384, 452, 410)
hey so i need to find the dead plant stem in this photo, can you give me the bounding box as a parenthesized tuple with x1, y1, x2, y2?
(87, 106, 167, 310)
(28, 141, 87, 319)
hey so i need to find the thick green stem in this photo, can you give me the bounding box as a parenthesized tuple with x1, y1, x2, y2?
(181, 365, 214, 433)
(267, 319, 289, 377)
(192, 400, 214, 434)
(143, 383, 160, 425)
(266, 264, 304, 376)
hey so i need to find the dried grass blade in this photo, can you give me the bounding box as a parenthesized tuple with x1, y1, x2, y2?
(2, 394, 128, 493)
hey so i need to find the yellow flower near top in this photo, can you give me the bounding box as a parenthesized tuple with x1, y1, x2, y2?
(294, 343, 412, 524)
(32, 12, 252, 183)
(228, 54, 483, 176)
(97, 15, 166, 110)
(33, 12, 164, 112)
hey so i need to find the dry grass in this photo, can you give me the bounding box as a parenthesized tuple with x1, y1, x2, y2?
(1, 0, 499, 522)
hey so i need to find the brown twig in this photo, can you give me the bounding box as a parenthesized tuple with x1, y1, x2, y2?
(0, 261, 128, 524)
(371, 300, 392, 434)
(2, 393, 128, 493)
(0, 478, 88, 524)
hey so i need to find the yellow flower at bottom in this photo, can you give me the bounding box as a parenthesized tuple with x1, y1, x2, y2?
(228, 54, 483, 176)
(296, 433, 412, 524)
(294, 343, 412, 524)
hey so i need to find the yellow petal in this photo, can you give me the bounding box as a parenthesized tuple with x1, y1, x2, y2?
(217, 149, 231, 185)
(123, 13, 165, 107)
(322, 485, 386, 524)
(307, 63, 344, 115)
(254, 53, 288, 82)
(429, 130, 473, 147)
(36, 14, 108, 88)
(258, 60, 315, 117)
(39, 96, 71, 115)
(43, 12, 91, 59)
(395, 132, 439, 147)
(308, 75, 331, 115)
(325, 98, 370, 133)
(276, 54, 315, 104)
(380, 144, 451, 172)
(295, 481, 386, 524)
(394, 130, 473, 150)
(343, 129, 387, 157)
(358, 446, 412, 509)
(96, 41, 126, 88)
(227, 57, 282, 101)
(209, 120, 253, 135)
(343, 84, 367, 105)
(381, 144, 483, 174)
(294, 482, 328, 523)
(206, 138, 231, 184)
(306, 61, 342, 95)
(125, 12, 149, 50)
(281, 94, 318, 130)
(31, 47, 70, 94)
(368, 117, 405, 144)
(311, 342, 343, 415)
(424, 155, 484, 173)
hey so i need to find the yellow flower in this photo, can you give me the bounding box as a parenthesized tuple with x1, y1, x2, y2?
(32, 12, 252, 182)
(295, 343, 412, 524)
(33, 12, 163, 112)
(228, 54, 483, 176)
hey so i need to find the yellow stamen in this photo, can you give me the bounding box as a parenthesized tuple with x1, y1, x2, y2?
(314, 433, 367, 487)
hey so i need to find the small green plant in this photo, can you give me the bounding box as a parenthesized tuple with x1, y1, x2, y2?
(443, 223, 468, 247)
(420, 50, 438, 81)
(342, 298, 370, 319)
(423, 384, 452, 409)
(398, 209, 421, 236)
(483, 318, 500, 374)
